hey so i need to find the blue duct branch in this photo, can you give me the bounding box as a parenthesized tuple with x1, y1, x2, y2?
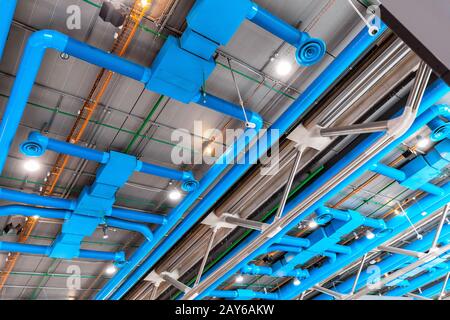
(101, 23, 389, 300)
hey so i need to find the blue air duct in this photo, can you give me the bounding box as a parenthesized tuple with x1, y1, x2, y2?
(0, 0, 17, 60)
(101, 23, 389, 300)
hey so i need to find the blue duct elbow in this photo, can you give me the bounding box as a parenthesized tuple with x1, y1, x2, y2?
(0, 0, 17, 60)
(0, 30, 69, 173)
(247, 2, 326, 66)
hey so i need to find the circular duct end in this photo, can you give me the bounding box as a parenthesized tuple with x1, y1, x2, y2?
(181, 179, 199, 192)
(316, 213, 333, 225)
(20, 141, 45, 157)
(376, 228, 393, 238)
(430, 123, 450, 141)
(295, 38, 326, 67)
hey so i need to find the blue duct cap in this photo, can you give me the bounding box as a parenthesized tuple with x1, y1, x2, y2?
(296, 38, 327, 67)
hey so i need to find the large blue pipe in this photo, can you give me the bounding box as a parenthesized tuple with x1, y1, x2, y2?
(315, 224, 450, 299)
(246, 2, 326, 66)
(0, 0, 17, 60)
(193, 80, 450, 300)
(101, 23, 390, 300)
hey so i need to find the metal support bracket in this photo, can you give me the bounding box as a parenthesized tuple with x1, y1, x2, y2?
(378, 245, 425, 258)
(202, 212, 269, 232)
(287, 125, 331, 151)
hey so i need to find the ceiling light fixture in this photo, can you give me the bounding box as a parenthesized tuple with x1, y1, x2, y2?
(168, 189, 182, 201)
(235, 275, 244, 283)
(416, 136, 430, 149)
(293, 278, 301, 286)
(365, 230, 375, 240)
(275, 60, 292, 76)
(308, 219, 318, 230)
(24, 159, 40, 172)
(141, 0, 148, 7)
(105, 265, 117, 275)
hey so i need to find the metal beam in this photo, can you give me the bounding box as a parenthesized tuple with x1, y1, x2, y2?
(378, 245, 425, 258)
(222, 215, 269, 232)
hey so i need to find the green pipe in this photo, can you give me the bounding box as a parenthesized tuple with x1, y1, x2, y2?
(0, 93, 195, 153)
(125, 95, 166, 154)
(29, 258, 59, 299)
(7, 271, 108, 279)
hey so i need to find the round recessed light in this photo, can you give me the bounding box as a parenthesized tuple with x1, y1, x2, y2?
(308, 220, 318, 230)
(365, 230, 375, 240)
(168, 189, 182, 201)
(235, 275, 244, 283)
(293, 278, 301, 286)
(275, 60, 292, 76)
(105, 265, 117, 275)
(24, 159, 40, 172)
